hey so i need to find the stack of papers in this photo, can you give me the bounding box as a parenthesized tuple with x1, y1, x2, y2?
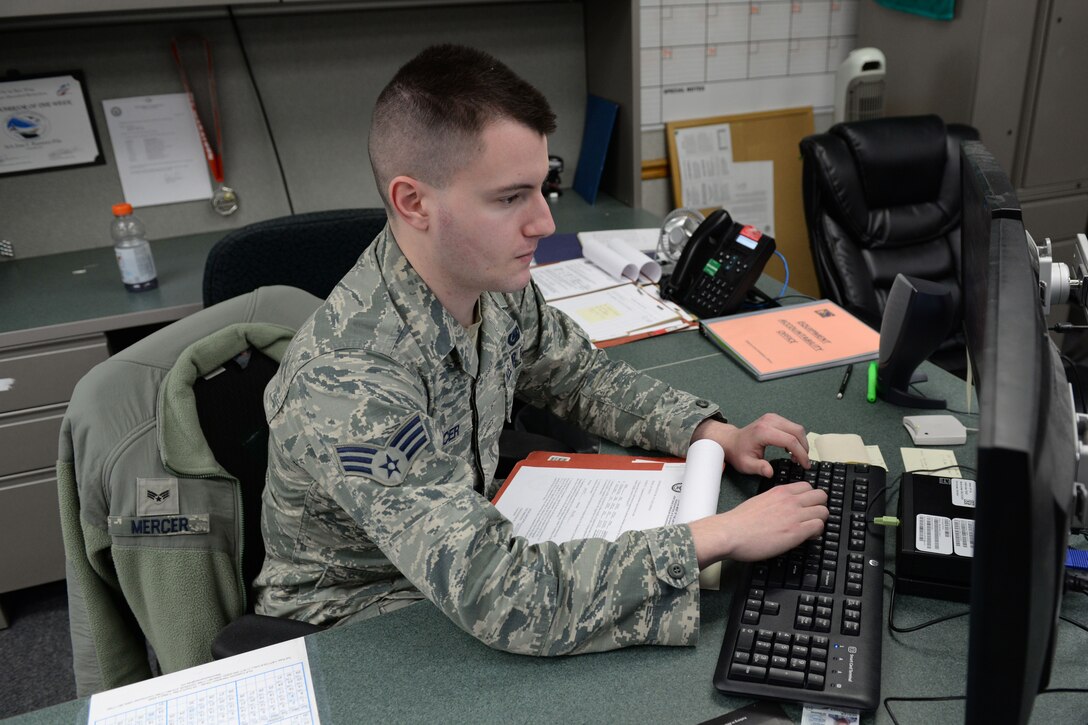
(531, 229, 696, 347)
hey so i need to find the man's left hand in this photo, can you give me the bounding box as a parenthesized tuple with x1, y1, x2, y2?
(691, 414, 810, 478)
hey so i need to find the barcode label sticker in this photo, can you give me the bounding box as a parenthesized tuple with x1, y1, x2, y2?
(952, 517, 974, 557)
(951, 478, 976, 508)
(915, 514, 953, 554)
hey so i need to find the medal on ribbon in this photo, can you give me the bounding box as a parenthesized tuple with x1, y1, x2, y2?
(171, 36, 239, 216)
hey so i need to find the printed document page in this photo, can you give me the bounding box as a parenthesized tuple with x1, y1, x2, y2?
(495, 465, 688, 544)
(530, 258, 627, 301)
(493, 441, 725, 587)
(86, 637, 320, 725)
(547, 284, 683, 343)
(102, 93, 214, 208)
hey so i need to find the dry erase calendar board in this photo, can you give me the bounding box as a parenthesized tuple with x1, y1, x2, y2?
(666, 106, 816, 297)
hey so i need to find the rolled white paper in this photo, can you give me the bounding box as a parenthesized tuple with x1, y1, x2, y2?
(676, 439, 725, 523)
(580, 236, 663, 283)
(676, 438, 725, 590)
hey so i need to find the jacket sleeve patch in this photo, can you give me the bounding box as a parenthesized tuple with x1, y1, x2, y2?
(334, 414, 429, 487)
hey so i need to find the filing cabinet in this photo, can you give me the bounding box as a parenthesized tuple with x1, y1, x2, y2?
(0, 333, 109, 606)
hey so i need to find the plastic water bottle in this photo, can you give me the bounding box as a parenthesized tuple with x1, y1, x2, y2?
(111, 203, 158, 292)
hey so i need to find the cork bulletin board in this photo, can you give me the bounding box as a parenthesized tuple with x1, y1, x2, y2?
(666, 107, 817, 297)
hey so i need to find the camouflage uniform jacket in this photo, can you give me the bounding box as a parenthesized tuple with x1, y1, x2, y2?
(256, 226, 725, 655)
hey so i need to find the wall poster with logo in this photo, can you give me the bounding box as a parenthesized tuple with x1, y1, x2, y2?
(0, 71, 104, 176)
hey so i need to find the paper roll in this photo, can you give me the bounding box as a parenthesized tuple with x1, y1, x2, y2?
(676, 439, 725, 589)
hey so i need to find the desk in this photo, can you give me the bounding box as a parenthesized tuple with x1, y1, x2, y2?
(11, 329, 1087, 724)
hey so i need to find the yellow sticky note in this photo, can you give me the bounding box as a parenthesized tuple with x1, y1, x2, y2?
(576, 303, 621, 323)
(900, 448, 961, 478)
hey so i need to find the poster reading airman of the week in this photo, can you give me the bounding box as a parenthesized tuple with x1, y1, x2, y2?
(0, 73, 102, 175)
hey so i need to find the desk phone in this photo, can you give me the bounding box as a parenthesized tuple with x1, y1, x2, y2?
(661, 209, 776, 318)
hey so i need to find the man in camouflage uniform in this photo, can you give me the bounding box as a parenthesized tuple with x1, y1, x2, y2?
(255, 44, 828, 654)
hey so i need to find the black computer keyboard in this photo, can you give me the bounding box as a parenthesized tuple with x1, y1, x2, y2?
(713, 458, 886, 711)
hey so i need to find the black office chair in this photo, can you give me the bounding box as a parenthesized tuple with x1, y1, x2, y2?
(800, 115, 979, 376)
(203, 209, 388, 307)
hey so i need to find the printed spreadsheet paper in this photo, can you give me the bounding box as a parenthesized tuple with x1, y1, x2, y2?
(86, 637, 320, 725)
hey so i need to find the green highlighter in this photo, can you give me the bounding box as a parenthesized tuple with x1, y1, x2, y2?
(867, 360, 878, 403)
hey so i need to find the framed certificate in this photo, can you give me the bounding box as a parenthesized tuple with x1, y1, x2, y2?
(0, 70, 105, 176)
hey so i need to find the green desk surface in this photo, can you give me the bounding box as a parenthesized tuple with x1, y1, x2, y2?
(11, 332, 1087, 724)
(0, 193, 658, 348)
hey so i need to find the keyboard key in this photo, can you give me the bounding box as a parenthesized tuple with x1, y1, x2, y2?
(806, 673, 826, 690)
(811, 646, 828, 661)
(842, 620, 860, 636)
(742, 609, 761, 624)
(768, 667, 805, 687)
(730, 663, 767, 682)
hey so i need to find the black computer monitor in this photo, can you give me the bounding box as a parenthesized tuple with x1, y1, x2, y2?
(959, 140, 1077, 724)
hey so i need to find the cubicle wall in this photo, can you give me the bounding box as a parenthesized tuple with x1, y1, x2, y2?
(0, 3, 588, 259)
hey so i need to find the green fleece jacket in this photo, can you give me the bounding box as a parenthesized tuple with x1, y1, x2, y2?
(57, 286, 320, 696)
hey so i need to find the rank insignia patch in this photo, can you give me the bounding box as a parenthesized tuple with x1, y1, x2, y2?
(136, 477, 179, 516)
(336, 414, 428, 486)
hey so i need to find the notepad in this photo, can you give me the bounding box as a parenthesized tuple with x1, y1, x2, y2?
(807, 432, 886, 469)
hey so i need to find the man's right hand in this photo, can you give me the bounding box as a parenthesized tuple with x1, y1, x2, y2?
(688, 482, 829, 568)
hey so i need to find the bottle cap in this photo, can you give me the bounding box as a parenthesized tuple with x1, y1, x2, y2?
(112, 203, 133, 216)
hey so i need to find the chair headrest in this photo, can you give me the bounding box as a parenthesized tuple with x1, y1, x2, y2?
(802, 115, 979, 249)
(834, 115, 948, 209)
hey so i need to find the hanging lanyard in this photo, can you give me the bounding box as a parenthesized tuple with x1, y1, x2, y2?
(171, 36, 239, 215)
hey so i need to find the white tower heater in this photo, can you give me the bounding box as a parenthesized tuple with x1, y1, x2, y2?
(834, 48, 887, 123)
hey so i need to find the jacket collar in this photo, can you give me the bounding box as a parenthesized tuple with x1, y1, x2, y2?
(158, 322, 297, 477)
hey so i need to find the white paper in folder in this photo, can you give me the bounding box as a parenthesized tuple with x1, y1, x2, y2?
(492, 442, 726, 590)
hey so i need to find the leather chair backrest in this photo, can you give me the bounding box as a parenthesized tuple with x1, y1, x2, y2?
(800, 115, 979, 373)
(203, 209, 387, 307)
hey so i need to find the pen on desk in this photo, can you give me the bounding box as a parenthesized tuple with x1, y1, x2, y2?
(867, 361, 878, 403)
(836, 364, 853, 400)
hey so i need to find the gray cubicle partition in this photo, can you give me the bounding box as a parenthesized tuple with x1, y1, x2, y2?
(0, 2, 588, 260)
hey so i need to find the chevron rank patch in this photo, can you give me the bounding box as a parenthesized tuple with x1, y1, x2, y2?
(136, 477, 179, 516)
(336, 414, 428, 486)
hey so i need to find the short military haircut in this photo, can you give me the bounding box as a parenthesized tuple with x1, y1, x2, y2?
(368, 44, 557, 211)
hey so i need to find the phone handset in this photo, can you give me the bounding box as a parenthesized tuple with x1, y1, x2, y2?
(666, 208, 734, 291)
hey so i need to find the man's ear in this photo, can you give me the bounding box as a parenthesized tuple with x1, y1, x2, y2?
(388, 176, 430, 232)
